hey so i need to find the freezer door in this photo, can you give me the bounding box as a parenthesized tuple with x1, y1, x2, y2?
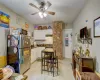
(19, 35, 31, 48)
(23, 36, 31, 48)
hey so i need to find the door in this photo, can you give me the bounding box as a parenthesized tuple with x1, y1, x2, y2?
(7, 35, 19, 73)
(63, 29, 72, 58)
(19, 35, 31, 74)
(23, 36, 31, 48)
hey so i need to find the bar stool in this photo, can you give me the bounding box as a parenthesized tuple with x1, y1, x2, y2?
(41, 49, 58, 77)
(41, 50, 52, 73)
(46, 50, 58, 77)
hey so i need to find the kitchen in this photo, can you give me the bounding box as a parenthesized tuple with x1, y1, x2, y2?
(31, 25, 53, 63)
(1, 0, 100, 80)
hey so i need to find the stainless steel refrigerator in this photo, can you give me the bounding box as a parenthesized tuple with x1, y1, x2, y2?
(19, 35, 31, 74)
(7, 35, 31, 74)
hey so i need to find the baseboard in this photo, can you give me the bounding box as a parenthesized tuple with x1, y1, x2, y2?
(31, 60, 37, 64)
(23, 68, 30, 74)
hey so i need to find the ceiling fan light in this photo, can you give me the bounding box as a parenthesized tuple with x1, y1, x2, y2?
(40, 15, 43, 18)
(39, 12, 42, 16)
(43, 13, 47, 17)
(39, 12, 43, 18)
(45, 6, 48, 10)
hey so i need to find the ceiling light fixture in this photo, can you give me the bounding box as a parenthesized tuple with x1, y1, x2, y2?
(39, 12, 47, 18)
(43, 13, 47, 17)
(39, 12, 43, 18)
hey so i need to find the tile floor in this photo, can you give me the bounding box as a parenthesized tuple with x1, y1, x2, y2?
(25, 59, 75, 80)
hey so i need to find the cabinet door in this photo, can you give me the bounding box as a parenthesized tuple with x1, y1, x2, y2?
(45, 29, 53, 35)
(31, 48, 38, 63)
(34, 30, 45, 40)
(34, 30, 53, 40)
(31, 49, 34, 63)
(36, 47, 45, 58)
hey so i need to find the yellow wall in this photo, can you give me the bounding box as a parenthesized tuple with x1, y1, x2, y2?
(0, 56, 7, 68)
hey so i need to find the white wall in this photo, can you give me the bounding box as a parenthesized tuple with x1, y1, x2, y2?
(0, 3, 34, 33)
(73, 0, 100, 72)
(64, 24, 72, 29)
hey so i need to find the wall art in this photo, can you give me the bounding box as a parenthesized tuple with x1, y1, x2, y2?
(0, 11, 10, 28)
(94, 17, 100, 37)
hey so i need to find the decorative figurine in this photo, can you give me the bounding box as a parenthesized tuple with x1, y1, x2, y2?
(85, 49, 90, 57)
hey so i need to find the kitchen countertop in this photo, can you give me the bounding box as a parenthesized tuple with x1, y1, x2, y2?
(42, 48, 54, 53)
(31, 44, 53, 49)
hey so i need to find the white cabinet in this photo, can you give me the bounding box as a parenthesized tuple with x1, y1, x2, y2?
(31, 47, 45, 63)
(45, 29, 53, 35)
(34, 30, 45, 40)
(31, 48, 38, 63)
(36, 47, 45, 58)
(34, 30, 53, 40)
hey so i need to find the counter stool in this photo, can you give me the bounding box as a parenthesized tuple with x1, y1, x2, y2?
(47, 57, 58, 76)
(41, 50, 58, 77)
(41, 50, 52, 74)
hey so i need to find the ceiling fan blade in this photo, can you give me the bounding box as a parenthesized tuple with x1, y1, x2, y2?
(31, 12, 39, 15)
(29, 3, 39, 10)
(47, 11, 55, 15)
(47, 1, 52, 7)
(36, 0, 44, 3)
(44, 1, 52, 10)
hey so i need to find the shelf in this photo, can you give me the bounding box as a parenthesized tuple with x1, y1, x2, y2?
(34, 40, 45, 41)
(45, 34, 53, 37)
(78, 38, 92, 45)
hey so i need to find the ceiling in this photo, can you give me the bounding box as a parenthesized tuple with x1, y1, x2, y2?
(0, 0, 87, 25)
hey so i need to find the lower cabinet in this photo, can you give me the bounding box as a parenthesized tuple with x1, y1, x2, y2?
(31, 48, 37, 63)
(31, 47, 45, 63)
(36, 47, 45, 59)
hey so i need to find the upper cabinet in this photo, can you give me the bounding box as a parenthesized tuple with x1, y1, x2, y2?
(34, 29, 53, 40)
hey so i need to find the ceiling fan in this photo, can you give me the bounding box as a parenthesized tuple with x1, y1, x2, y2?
(29, 0, 55, 18)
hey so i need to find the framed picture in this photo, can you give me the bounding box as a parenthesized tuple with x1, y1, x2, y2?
(65, 34, 69, 46)
(94, 17, 100, 37)
(0, 11, 10, 28)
